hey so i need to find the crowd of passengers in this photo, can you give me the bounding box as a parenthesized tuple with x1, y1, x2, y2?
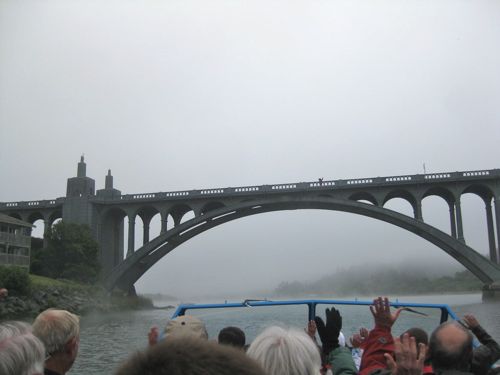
(0, 296, 499, 375)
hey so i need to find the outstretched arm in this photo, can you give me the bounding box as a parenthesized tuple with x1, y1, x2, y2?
(360, 297, 403, 375)
(462, 314, 500, 373)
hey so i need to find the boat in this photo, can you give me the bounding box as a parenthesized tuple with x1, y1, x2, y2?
(169, 298, 460, 344)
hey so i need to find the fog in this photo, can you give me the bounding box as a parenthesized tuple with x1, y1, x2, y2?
(1, 0, 499, 299)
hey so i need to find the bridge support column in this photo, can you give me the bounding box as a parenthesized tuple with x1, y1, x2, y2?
(485, 200, 497, 264)
(494, 198, 500, 264)
(482, 282, 500, 301)
(143, 220, 150, 245)
(161, 212, 168, 234)
(43, 218, 50, 248)
(172, 213, 182, 227)
(448, 202, 457, 238)
(455, 198, 465, 243)
(413, 201, 423, 221)
(127, 215, 135, 258)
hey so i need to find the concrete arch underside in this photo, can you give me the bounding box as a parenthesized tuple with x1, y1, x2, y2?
(105, 198, 500, 291)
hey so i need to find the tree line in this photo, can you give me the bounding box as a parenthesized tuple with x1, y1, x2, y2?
(274, 264, 482, 296)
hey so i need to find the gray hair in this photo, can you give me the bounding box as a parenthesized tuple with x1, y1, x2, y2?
(0, 321, 45, 375)
(247, 326, 322, 375)
(32, 309, 80, 355)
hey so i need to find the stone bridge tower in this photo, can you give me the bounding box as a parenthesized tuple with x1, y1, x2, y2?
(63, 156, 123, 272)
(63, 156, 96, 228)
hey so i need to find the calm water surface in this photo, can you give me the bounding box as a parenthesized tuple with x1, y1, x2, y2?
(69, 293, 499, 375)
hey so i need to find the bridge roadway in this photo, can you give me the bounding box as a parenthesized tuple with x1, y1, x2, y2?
(1, 163, 500, 297)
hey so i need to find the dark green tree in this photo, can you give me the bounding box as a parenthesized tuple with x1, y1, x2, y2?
(31, 222, 100, 284)
(0, 266, 32, 296)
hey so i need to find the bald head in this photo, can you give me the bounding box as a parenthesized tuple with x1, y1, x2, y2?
(429, 322, 473, 372)
(32, 309, 80, 355)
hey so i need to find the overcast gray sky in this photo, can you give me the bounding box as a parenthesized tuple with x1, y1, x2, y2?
(1, 0, 499, 299)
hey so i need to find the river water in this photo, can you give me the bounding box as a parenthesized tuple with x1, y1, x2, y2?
(68, 293, 499, 375)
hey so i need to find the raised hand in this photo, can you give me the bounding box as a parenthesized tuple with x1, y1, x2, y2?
(306, 320, 317, 340)
(370, 297, 403, 329)
(350, 327, 368, 348)
(385, 333, 427, 375)
(315, 307, 342, 355)
(462, 314, 480, 330)
(360, 327, 369, 338)
(148, 326, 159, 346)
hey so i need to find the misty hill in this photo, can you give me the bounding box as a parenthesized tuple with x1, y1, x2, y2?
(274, 263, 482, 297)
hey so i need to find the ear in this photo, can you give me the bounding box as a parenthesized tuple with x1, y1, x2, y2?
(65, 336, 79, 356)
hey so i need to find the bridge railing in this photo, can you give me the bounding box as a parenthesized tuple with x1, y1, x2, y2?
(0, 198, 63, 210)
(95, 168, 500, 203)
(1, 169, 498, 207)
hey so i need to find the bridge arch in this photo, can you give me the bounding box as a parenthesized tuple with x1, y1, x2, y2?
(169, 203, 195, 226)
(27, 211, 45, 224)
(461, 184, 494, 202)
(348, 192, 379, 206)
(105, 198, 500, 291)
(48, 210, 62, 227)
(422, 187, 455, 203)
(382, 190, 417, 208)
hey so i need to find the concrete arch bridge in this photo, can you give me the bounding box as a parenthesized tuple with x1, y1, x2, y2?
(1, 158, 500, 298)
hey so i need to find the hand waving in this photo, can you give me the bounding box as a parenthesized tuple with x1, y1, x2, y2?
(385, 333, 427, 375)
(314, 307, 342, 355)
(462, 314, 480, 330)
(370, 297, 403, 329)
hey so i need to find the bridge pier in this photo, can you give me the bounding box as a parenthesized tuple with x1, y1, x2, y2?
(482, 282, 500, 301)
(455, 199, 465, 243)
(485, 201, 497, 263)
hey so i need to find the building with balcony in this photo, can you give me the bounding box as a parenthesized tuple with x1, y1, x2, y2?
(0, 213, 33, 269)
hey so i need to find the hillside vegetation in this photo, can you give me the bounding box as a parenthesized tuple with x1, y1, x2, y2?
(274, 265, 482, 297)
(0, 268, 153, 319)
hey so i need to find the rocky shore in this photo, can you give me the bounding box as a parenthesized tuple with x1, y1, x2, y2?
(0, 285, 153, 320)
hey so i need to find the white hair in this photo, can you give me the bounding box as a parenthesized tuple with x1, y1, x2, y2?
(0, 321, 45, 375)
(32, 309, 80, 355)
(247, 326, 322, 375)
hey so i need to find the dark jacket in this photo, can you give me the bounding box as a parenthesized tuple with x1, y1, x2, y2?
(471, 325, 500, 375)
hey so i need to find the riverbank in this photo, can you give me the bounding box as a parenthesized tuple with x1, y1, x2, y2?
(0, 274, 153, 319)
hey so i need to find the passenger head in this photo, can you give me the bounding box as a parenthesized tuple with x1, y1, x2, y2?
(0, 321, 45, 375)
(429, 321, 473, 372)
(163, 315, 208, 340)
(32, 309, 80, 372)
(115, 336, 266, 375)
(218, 326, 246, 349)
(402, 327, 428, 356)
(247, 326, 322, 375)
(402, 327, 428, 345)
